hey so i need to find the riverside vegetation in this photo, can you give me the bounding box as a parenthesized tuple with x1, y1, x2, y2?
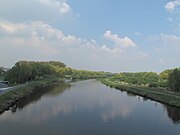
(102, 69, 180, 107)
(4, 61, 113, 84)
(0, 61, 112, 113)
(0, 61, 180, 113)
(0, 78, 62, 113)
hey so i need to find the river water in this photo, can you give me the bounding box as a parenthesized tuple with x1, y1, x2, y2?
(0, 80, 180, 135)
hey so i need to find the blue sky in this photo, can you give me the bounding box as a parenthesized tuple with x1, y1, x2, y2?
(68, 0, 169, 36)
(0, 0, 180, 72)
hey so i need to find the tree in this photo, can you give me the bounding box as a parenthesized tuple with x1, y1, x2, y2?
(49, 61, 66, 68)
(5, 60, 111, 84)
(111, 72, 159, 86)
(159, 69, 172, 80)
(168, 68, 180, 92)
(5, 61, 57, 84)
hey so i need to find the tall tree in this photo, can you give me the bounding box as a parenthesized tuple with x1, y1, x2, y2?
(168, 68, 180, 92)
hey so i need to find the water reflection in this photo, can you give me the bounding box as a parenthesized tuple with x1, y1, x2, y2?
(0, 80, 180, 135)
(0, 80, 135, 124)
(126, 91, 137, 97)
(165, 105, 180, 124)
(112, 85, 180, 124)
(10, 80, 180, 125)
(11, 83, 71, 113)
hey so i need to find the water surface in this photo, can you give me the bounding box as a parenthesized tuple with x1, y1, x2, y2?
(0, 80, 180, 135)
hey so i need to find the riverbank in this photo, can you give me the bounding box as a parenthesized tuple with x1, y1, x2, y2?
(102, 79, 180, 108)
(0, 77, 63, 114)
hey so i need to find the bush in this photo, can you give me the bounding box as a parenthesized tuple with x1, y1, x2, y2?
(149, 82, 158, 88)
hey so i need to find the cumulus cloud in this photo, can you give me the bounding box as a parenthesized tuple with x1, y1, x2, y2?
(0, 0, 75, 25)
(104, 30, 136, 48)
(0, 21, 59, 54)
(0, 21, 18, 33)
(39, 0, 71, 14)
(165, 1, 180, 32)
(160, 33, 180, 45)
(0, 20, 147, 72)
(165, 0, 180, 12)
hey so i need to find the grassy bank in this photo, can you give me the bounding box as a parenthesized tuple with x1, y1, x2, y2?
(0, 77, 63, 114)
(102, 79, 180, 108)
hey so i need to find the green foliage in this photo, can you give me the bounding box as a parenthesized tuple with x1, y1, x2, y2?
(5, 61, 113, 84)
(159, 69, 172, 80)
(5, 61, 62, 84)
(149, 82, 158, 88)
(168, 68, 180, 92)
(157, 69, 172, 88)
(48, 61, 66, 68)
(111, 72, 159, 86)
(70, 70, 111, 79)
(158, 80, 168, 87)
(110, 69, 179, 89)
(102, 79, 180, 108)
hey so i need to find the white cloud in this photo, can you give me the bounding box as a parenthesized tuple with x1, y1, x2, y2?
(0, 21, 27, 33)
(0, 0, 75, 26)
(39, 0, 71, 14)
(160, 33, 180, 45)
(0, 21, 15, 33)
(134, 32, 142, 36)
(165, 0, 180, 12)
(0, 21, 59, 54)
(0, 20, 147, 72)
(104, 30, 136, 48)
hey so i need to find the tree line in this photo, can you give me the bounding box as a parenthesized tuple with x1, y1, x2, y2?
(168, 68, 180, 92)
(4, 61, 113, 84)
(110, 68, 180, 92)
(110, 72, 159, 87)
(3, 61, 180, 92)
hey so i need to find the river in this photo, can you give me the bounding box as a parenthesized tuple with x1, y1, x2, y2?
(0, 80, 180, 135)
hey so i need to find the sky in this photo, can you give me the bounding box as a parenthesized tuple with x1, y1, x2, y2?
(0, 0, 180, 72)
